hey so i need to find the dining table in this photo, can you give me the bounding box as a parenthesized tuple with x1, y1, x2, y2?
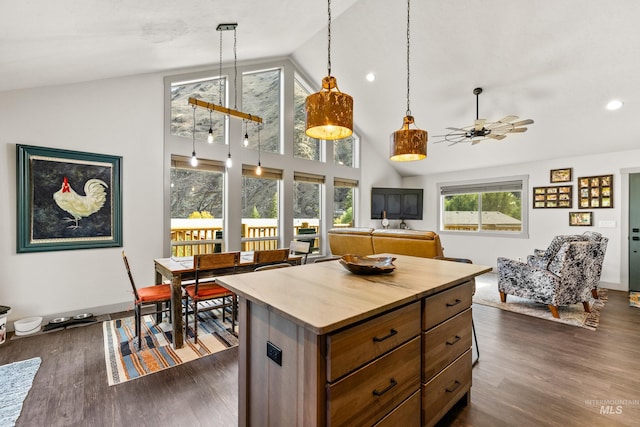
(154, 252, 301, 349)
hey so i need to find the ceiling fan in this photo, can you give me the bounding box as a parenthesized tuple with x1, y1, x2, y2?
(433, 87, 534, 146)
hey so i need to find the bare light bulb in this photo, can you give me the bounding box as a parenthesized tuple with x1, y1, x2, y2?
(256, 162, 262, 175)
(191, 151, 198, 167)
(226, 154, 233, 168)
(207, 128, 214, 144)
(243, 132, 249, 147)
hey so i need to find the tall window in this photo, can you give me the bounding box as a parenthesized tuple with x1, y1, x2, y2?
(294, 172, 324, 254)
(334, 178, 357, 227)
(170, 156, 225, 256)
(242, 69, 281, 153)
(334, 134, 357, 167)
(293, 77, 320, 161)
(439, 177, 528, 236)
(171, 77, 226, 144)
(242, 166, 282, 250)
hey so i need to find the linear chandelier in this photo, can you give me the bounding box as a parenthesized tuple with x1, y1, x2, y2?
(188, 23, 263, 168)
(188, 23, 262, 125)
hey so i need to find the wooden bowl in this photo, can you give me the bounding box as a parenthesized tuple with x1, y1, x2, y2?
(339, 254, 396, 275)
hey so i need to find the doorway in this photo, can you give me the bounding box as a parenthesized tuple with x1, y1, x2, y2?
(630, 173, 640, 291)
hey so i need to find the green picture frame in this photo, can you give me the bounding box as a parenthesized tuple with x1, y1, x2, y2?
(16, 144, 122, 253)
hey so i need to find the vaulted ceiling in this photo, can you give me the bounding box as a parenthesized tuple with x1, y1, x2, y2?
(3, 0, 638, 176)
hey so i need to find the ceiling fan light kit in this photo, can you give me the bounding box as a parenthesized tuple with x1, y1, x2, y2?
(433, 87, 534, 146)
(305, 0, 353, 141)
(390, 0, 427, 162)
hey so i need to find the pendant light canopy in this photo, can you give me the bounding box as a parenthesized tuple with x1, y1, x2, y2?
(390, 0, 427, 162)
(305, 0, 353, 140)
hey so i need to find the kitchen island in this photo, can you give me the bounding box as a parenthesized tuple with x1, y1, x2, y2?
(216, 254, 491, 426)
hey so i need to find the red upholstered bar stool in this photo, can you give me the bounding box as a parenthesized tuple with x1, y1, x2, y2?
(121, 251, 173, 349)
(184, 252, 239, 343)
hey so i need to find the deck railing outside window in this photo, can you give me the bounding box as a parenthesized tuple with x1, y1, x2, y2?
(171, 219, 321, 256)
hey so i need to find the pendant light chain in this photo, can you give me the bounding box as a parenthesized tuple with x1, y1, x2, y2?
(219, 30, 223, 106)
(192, 104, 197, 151)
(327, 0, 332, 77)
(234, 27, 238, 110)
(406, 0, 411, 117)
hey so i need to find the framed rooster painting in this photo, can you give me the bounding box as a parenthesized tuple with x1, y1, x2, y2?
(16, 144, 122, 253)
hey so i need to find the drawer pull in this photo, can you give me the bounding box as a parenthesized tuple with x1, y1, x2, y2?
(446, 380, 461, 393)
(446, 335, 461, 346)
(446, 299, 462, 307)
(372, 328, 398, 343)
(372, 378, 398, 396)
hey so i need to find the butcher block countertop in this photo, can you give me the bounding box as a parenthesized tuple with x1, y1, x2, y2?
(216, 253, 491, 335)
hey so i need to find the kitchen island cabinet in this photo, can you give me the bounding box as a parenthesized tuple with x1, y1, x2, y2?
(216, 254, 491, 426)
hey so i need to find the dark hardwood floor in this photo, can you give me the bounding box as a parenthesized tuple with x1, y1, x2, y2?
(1, 290, 639, 427)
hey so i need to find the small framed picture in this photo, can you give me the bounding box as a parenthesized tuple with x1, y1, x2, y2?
(550, 168, 572, 183)
(569, 211, 593, 226)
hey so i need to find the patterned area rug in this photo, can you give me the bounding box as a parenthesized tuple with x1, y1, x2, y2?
(0, 357, 41, 427)
(102, 308, 238, 386)
(474, 273, 607, 330)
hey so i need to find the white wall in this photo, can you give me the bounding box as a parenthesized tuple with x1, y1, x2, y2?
(402, 149, 640, 291)
(0, 73, 166, 322)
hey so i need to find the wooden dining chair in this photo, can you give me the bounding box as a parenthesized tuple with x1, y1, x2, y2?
(122, 251, 173, 349)
(253, 248, 289, 265)
(184, 252, 240, 343)
(289, 240, 311, 264)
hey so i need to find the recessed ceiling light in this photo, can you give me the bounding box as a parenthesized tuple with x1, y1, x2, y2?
(606, 99, 623, 111)
(366, 73, 375, 82)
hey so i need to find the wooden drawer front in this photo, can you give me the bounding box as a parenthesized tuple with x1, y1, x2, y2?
(373, 389, 421, 427)
(422, 309, 472, 382)
(327, 302, 421, 382)
(422, 281, 473, 330)
(422, 350, 472, 427)
(327, 337, 421, 427)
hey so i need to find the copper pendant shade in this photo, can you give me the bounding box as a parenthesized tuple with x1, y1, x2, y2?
(390, 115, 427, 161)
(305, 76, 353, 140)
(390, 0, 427, 162)
(305, 0, 353, 141)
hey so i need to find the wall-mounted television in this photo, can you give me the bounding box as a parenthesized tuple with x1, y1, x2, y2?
(371, 187, 424, 220)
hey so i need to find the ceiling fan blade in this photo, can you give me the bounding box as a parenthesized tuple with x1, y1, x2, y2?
(474, 119, 486, 131)
(487, 125, 513, 135)
(433, 132, 465, 138)
(511, 119, 534, 127)
(446, 127, 469, 132)
(495, 115, 519, 124)
(487, 134, 507, 140)
(508, 127, 528, 133)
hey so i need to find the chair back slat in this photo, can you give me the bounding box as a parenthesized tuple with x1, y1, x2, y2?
(121, 251, 140, 300)
(194, 252, 240, 288)
(253, 249, 289, 264)
(196, 252, 240, 270)
(289, 240, 311, 264)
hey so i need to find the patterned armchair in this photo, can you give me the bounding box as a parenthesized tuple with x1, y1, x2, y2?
(582, 232, 608, 299)
(527, 232, 608, 298)
(497, 241, 595, 318)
